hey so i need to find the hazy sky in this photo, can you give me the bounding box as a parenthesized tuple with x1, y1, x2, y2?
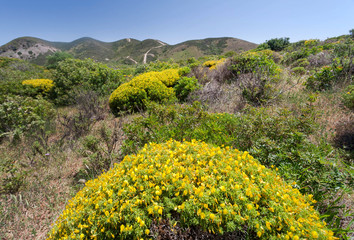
(1, 0, 353, 46)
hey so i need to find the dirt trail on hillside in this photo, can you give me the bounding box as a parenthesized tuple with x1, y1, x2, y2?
(143, 40, 166, 64)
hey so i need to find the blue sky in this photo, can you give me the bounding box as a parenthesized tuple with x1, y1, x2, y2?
(1, 0, 353, 46)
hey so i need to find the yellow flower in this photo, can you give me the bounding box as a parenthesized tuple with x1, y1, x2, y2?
(145, 229, 150, 235)
(311, 231, 319, 238)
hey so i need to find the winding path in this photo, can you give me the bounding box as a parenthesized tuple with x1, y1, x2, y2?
(143, 40, 166, 64)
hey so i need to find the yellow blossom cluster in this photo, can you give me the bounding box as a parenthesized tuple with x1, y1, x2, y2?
(203, 59, 226, 70)
(22, 79, 54, 92)
(304, 39, 320, 47)
(109, 70, 179, 114)
(47, 140, 334, 240)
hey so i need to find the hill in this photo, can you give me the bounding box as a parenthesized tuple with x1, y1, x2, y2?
(0, 36, 257, 65)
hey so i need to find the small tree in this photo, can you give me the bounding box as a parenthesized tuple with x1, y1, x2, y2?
(265, 37, 290, 51)
(350, 29, 354, 38)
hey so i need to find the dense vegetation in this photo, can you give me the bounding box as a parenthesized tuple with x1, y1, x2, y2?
(0, 32, 353, 240)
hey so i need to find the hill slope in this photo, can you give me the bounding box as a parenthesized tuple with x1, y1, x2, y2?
(0, 36, 257, 65)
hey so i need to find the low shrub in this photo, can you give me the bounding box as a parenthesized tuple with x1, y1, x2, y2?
(342, 84, 354, 110)
(203, 58, 226, 70)
(291, 67, 306, 75)
(53, 58, 123, 105)
(174, 77, 200, 102)
(230, 52, 281, 105)
(306, 65, 343, 91)
(0, 96, 55, 141)
(47, 140, 334, 240)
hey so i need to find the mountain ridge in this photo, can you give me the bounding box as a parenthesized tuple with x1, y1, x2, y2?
(0, 36, 258, 65)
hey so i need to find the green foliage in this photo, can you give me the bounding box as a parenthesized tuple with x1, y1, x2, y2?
(291, 67, 306, 75)
(306, 65, 343, 91)
(264, 37, 290, 51)
(0, 57, 53, 98)
(350, 29, 354, 38)
(231, 52, 281, 105)
(0, 156, 26, 194)
(0, 96, 55, 141)
(77, 123, 121, 180)
(53, 58, 123, 105)
(174, 77, 200, 101)
(46, 51, 73, 69)
(48, 140, 334, 240)
(342, 84, 354, 110)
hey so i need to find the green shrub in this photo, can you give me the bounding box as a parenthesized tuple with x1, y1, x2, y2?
(306, 65, 343, 91)
(53, 58, 123, 105)
(46, 51, 73, 69)
(291, 67, 306, 75)
(0, 156, 26, 194)
(292, 58, 310, 68)
(47, 140, 334, 240)
(0, 57, 53, 98)
(174, 77, 200, 101)
(342, 84, 354, 110)
(230, 52, 281, 105)
(0, 96, 55, 141)
(264, 37, 290, 51)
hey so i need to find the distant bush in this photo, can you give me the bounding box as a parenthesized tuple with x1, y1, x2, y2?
(342, 84, 354, 110)
(291, 67, 306, 75)
(48, 139, 334, 240)
(264, 37, 290, 51)
(53, 58, 123, 105)
(306, 65, 343, 91)
(202, 58, 226, 70)
(46, 51, 73, 69)
(291, 58, 310, 68)
(109, 71, 176, 115)
(22, 79, 54, 95)
(0, 96, 55, 141)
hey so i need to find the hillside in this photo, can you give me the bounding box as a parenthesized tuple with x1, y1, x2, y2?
(0, 36, 257, 65)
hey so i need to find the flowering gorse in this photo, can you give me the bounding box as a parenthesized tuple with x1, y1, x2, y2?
(109, 69, 181, 115)
(203, 59, 226, 70)
(47, 140, 334, 240)
(22, 79, 54, 92)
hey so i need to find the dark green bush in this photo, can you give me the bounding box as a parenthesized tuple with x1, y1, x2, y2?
(264, 37, 290, 51)
(53, 58, 123, 105)
(306, 65, 343, 91)
(46, 51, 73, 69)
(174, 77, 200, 101)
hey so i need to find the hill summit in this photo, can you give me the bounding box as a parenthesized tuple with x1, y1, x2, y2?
(0, 36, 257, 65)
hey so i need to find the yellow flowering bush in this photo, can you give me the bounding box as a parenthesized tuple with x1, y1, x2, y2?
(109, 71, 175, 115)
(22, 79, 54, 92)
(203, 59, 226, 70)
(47, 140, 334, 240)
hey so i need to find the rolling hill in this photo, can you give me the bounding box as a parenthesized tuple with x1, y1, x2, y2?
(0, 36, 257, 65)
